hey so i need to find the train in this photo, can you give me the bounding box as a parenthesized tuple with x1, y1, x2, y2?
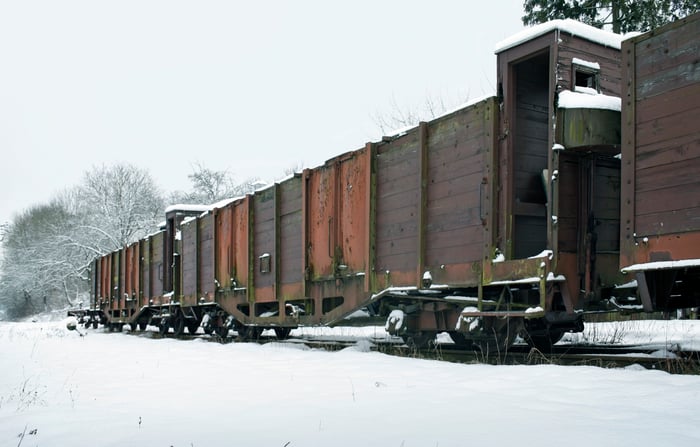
(72, 13, 700, 353)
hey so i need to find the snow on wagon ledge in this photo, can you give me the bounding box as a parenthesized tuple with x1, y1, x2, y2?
(558, 89, 621, 112)
(622, 259, 700, 274)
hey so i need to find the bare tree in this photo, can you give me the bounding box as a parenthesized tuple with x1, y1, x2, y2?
(372, 92, 470, 136)
(171, 162, 260, 205)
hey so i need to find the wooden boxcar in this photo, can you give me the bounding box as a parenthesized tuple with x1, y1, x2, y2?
(619, 12, 700, 311)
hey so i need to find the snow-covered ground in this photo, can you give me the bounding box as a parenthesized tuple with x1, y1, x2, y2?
(2, 319, 700, 447)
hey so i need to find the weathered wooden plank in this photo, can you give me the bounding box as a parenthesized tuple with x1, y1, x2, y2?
(636, 206, 700, 235)
(426, 242, 483, 267)
(635, 106, 700, 148)
(198, 214, 215, 297)
(279, 210, 302, 285)
(636, 155, 700, 193)
(635, 134, 700, 170)
(426, 173, 481, 203)
(635, 83, 700, 124)
(636, 185, 700, 217)
(634, 19, 700, 98)
(280, 176, 302, 215)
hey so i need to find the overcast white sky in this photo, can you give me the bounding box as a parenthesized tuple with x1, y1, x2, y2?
(0, 0, 525, 226)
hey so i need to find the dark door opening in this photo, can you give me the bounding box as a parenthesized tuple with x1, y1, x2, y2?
(512, 52, 550, 259)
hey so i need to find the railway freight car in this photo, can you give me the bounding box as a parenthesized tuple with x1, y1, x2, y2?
(619, 12, 700, 312)
(78, 15, 700, 353)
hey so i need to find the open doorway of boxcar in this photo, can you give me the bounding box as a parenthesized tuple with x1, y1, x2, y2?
(512, 51, 549, 259)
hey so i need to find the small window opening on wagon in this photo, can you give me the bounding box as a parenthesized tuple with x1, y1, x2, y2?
(572, 60, 600, 93)
(259, 253, 271, 273)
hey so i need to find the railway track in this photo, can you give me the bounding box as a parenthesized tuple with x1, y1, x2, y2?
(405, 343, 700, 374)
(115, 325, 700, 374)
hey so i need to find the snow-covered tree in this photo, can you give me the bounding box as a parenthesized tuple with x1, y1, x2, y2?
(0, 201, 87, 318)
(522, 0, 700, 33)
(77, 163, 164, 250)
(0, 163, 164, 319)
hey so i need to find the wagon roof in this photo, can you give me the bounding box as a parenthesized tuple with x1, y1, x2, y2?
(494, 18, 626, 54)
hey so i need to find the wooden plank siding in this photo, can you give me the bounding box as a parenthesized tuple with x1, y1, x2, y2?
(278, 176, 303, 299)
(140, 237, 150, 304)
(252, 187, 276, 301)
(374, 98, 496, 288)
(214, 205, 234, 291)
(626, 13, 700, 237)
(197, 213, 215, 301)
(425, 100, 494, 274)
(375, 131, 420, 276)
(149, 232, 164, 300)
(621, 12, 700, 267)
(557, 34, 622, 96)
(180, 219, 198, 299)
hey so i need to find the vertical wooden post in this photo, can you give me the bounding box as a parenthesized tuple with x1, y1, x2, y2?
(274, 182, 281, 302)
(364, 143, 377, 293)
(620, 38, 637, 268)
(246, 195, 255, 304)
(417, 122, 429, 288)
(301, 170, 308, 298)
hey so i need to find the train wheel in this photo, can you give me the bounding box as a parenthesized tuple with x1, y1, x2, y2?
(158, 319, 169, 336)
(238, 326, 262, 341)
(447, 331, 471, 347)
(524, 330, 564, 353)
(204, 327, 214, 335)
(92, 321, 98, 329)
(172, 316, 185, 337)
(186, 321, 200, 334)
(274, 327, 292, 340)
(138, 321, 148, 331)
(402, 331, 437, 349)
(214, 325, 229, 338)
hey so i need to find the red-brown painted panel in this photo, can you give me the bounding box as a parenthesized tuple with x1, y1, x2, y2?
(305, 149, 369, 282)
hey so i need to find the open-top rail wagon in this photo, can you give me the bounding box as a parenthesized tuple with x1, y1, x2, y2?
(74, 14, 700, 352)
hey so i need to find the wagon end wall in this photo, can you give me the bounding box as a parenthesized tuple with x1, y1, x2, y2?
(621, 12, 700, 267)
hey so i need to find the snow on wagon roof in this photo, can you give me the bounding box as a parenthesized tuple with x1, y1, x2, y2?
(164, 203, 213, 214)
(494, 19, 624, 54)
